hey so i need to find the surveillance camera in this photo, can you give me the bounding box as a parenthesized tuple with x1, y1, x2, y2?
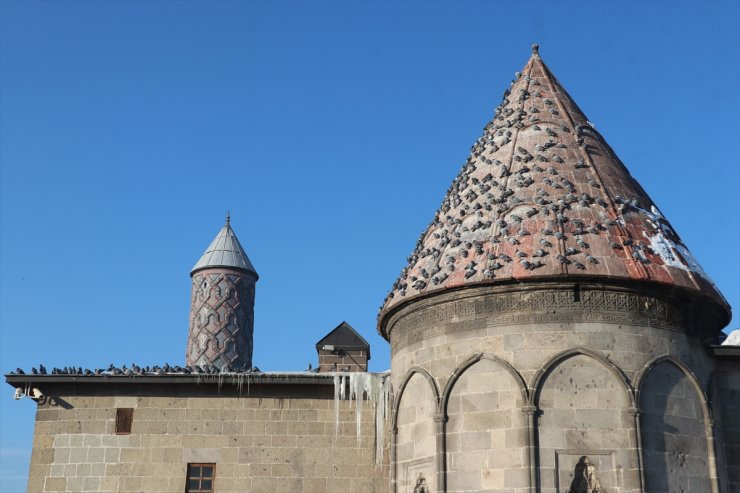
(30, 388, 44, 400)
(13, 388, 24, 400)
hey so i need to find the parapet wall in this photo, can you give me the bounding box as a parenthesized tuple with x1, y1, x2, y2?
(24, 378, 389, 493)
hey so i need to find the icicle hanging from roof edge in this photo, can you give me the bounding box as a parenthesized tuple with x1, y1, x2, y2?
(374, 373, 391, 463)
(332, 372, 392, 463)
(350, 373, 373, 444)
(333, 374, 342, 436)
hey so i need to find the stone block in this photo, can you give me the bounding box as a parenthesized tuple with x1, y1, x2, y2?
(76, 462, 92, 476)
(327, 477, 349, 493)
(252, 477, 277, 493)
(119, 475, 143, 492)
(66, 476, 85, 492)
(448, 470, 482, 490)
(304, 478, 327, 493)
(83, 476, 101, 491)
(104, 447, 120, 463)
(350, 477, 374, 493)
(276, 477, 303, 493)
(44, 476, 67, 492)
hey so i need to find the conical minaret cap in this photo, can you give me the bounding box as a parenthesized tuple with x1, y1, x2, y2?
(191, 214, 258, 277)
(378, 46, 729, 331)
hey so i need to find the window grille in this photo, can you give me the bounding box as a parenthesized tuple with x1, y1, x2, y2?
(186, 463, 215, 493)
(115, 408, 133, 435)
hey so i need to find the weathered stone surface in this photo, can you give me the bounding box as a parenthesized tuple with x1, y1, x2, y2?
(641, 361, 712, 493)
(25, 383, 389, 493)
(378, 48, 729, 329)
(388, 281, 722, 492)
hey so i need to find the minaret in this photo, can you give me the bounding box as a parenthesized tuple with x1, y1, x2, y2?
(186, 214, 258, 370)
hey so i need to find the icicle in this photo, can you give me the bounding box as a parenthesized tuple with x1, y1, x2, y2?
(373, 373, 391, 462)
(351, 373, 363, 442)
(332, 372, 392, 463)
(333, 374, 341, 435)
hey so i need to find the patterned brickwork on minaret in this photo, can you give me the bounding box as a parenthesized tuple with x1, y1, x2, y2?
(186, 215, 258, 370)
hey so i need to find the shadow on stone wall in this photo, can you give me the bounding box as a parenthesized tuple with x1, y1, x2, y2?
(640, 361, 710, 493)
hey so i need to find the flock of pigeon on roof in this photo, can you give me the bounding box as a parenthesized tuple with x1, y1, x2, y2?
(9, 363, 263, 377)
(378, 46, 709, 316)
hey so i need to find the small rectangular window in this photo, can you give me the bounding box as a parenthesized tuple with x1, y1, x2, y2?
(186, 463, 215, 493)
(115, 408, 133, 435)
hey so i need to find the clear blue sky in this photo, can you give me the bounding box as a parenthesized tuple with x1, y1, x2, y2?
(1, 1, 738, 490)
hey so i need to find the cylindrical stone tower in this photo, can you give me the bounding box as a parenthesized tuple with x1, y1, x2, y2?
(378, 46, 732, 493)
(186, 214, 258, 370)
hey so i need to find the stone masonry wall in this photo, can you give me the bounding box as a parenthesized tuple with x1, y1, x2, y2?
(713, 360, 740, 491)
(386, 283, 722, 493)
(27, 382, 388, 493)
(395, 373, 436, 493)
(640, 361, 710, 493)
(445, 358, 528, 493)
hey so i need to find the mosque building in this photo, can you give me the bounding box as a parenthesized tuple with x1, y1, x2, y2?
(6, 45, 739, 493)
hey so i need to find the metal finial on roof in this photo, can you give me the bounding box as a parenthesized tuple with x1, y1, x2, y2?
(532, 43, 540, 55)
(226, 211, 230, 225)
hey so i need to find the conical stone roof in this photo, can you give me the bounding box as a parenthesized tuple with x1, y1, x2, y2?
(191, 215, 258, 277)
(379, 45, 728, 330)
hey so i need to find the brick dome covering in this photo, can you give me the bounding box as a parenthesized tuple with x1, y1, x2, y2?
(379, 46, 729, 326)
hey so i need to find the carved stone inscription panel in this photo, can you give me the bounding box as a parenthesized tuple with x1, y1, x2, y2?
(405, 459, 434, 493)
(389, 287, 684, 352)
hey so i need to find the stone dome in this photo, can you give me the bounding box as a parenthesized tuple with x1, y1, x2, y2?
(379, 46, 729, 336)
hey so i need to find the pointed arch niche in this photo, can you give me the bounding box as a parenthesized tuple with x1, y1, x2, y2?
(443, 355, 529, 493)
(637, 357, 716, 493)
(394, 369, 439, 493)
(534, 351, 639, 493)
